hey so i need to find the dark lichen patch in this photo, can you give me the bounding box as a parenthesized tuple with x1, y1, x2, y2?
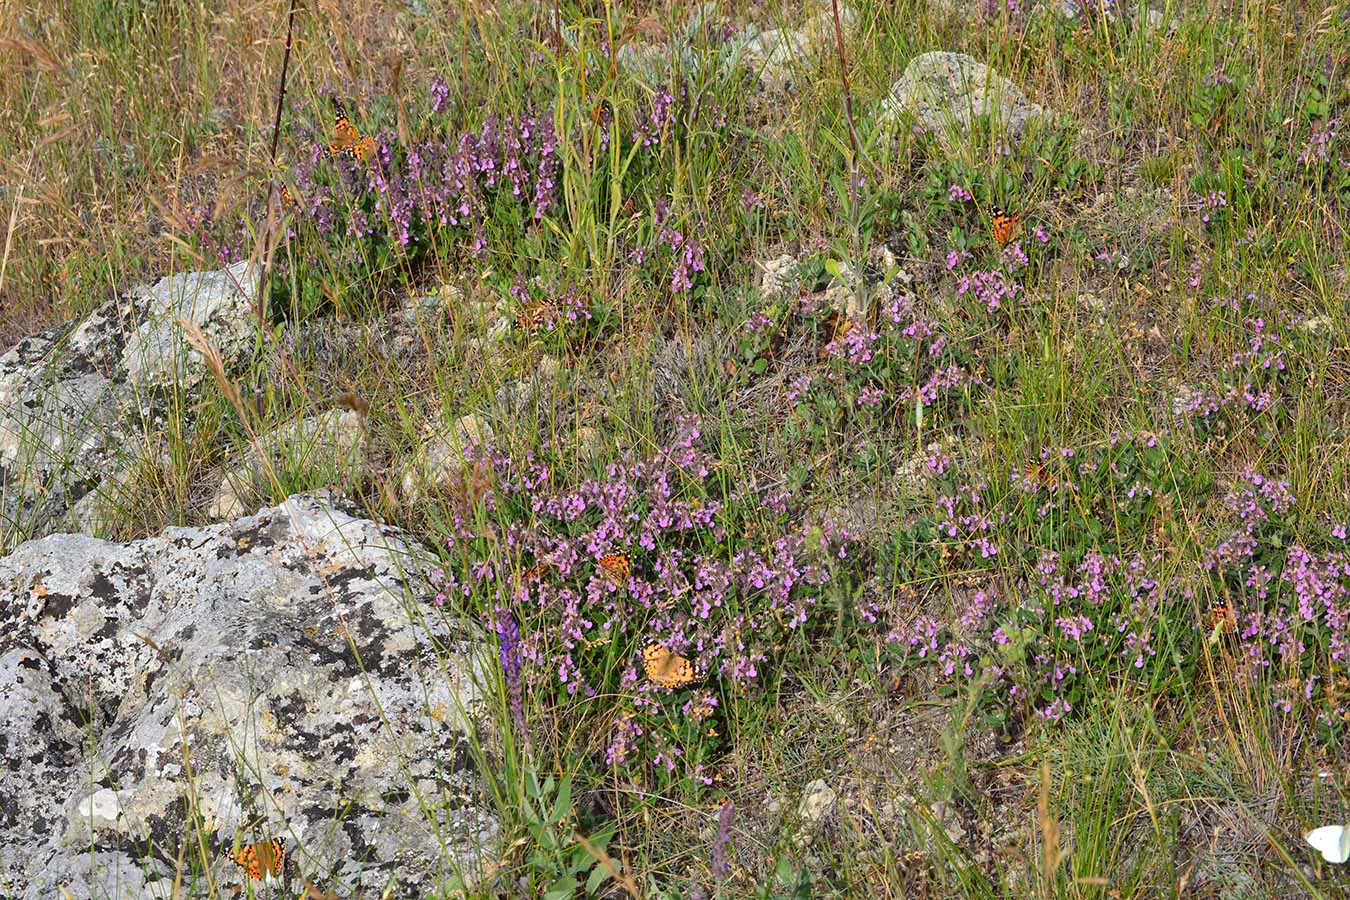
(38, 589, 78, 622)
(275, 690, 309, 723)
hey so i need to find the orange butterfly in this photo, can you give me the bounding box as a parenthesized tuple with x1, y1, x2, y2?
(1023, 462, 1058, 491)
(598, 553, 631, 583)
(329, 99, 378, 164)
(991, 206, 1022, 246)
(523, 559, 553, 582)
(222, 836, 287, 880)
(277, 184, 297, 212)
(641, 642, 698, 688)
(1205, 604, 1237, 634)
(515, 299, 558, 334)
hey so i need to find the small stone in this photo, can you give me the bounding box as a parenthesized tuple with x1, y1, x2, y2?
(1077, 291, 1106, 316)
(208, 476, 247, 521)
(576, 426, 604, 462)
(757, 254, 797, 296)
(399, 286, 459, 325)
(400, 414, 495, 503)
(1299, 315, 1332, 335)
(798, 779, 837, 825)
(498, 354, 563, 412)
(930, 800, 967, 843)
(208, 409, 369, 521)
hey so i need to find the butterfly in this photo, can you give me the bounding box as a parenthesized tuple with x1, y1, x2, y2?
(329, 98, 378, 164)
(222, 836, 287, 880)
(515, 299, 559, 334)
(990, 206, 1022, 247)
(1306, 825, 1350, 864)
(818, 310, 856, 359)
(278, 184, 295, 209)
(1023, 462, 1058, 491)
(598, 553, 631, 583)
(1205, 604, 1237, 634)
(642, 642, 698, 689)
(523, 560, 552, 582)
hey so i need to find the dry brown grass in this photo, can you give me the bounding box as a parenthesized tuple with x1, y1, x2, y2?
(0, 0, 432, 332)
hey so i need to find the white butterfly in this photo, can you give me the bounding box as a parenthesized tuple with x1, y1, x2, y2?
(1305, 825, 1350, 864)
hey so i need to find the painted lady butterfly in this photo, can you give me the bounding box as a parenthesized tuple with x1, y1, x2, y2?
(222, 836, 287, 880)
(523, 560, 552, 582)
(1205, 604, 1237, 634)
(598, 553, 631, 583)
(515, 299, 559, 334)
(329, 98, 378, 164)
(991, 206, 1022, 247)
(1023, 462, 1058, 491)
(642, 642, 698, 689)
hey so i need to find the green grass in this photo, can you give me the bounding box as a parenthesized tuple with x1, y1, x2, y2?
(4, 0, 1350, 896)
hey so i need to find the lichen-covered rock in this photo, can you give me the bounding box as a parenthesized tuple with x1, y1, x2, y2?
(0, 493, 494, 898)
(121, 263, 258, 389)
(881, 51, 1049, 145)
(0, 261, 257, 549)
(208, 408, 370, 520)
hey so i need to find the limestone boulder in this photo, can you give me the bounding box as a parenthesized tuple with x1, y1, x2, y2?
(0, 492, 494, 898)
(881, 51, 1050, 146)
(0, 261, 258, 548)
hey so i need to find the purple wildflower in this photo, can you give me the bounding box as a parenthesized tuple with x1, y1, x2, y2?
(712, 801, 734, 877)
(494, 607, 530, 751)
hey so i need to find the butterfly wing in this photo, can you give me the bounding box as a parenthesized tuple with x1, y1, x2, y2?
(991, 207, 1022, 246)
(329, 98, 363, 157)
(1306, 826, 1350, 864)
(330, 117, 360, 156)
(599, 553, 630, 582)
(1205, 605, 1236, 633)
(259, 838, 286, 877)
(642, 643, 696, 688)
(353, 136, 378, 164)
(224, 837, 287, 879)
(516, 300, 556, 334)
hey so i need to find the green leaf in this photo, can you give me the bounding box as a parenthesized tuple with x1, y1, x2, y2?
(543, 876, 580, 900)
(586, 863, 614, 893)
(548, 777, 573, 826)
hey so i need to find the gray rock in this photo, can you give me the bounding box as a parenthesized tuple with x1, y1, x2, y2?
(208, 408, 370, 520)
(0, 493, 494, 897)
(757, 254, 799, 297)
(0, 262, 258, 549)
(67, 450, 167, 538)
(122, 261, 257, 390)
(798, 778, 837, 825)
(399, 414, 495, 505)
(881, 51, 1049, 146)
(743, 5, 859, 92)
(497, 355, 562, 413)
(614, 3, 743, 89)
